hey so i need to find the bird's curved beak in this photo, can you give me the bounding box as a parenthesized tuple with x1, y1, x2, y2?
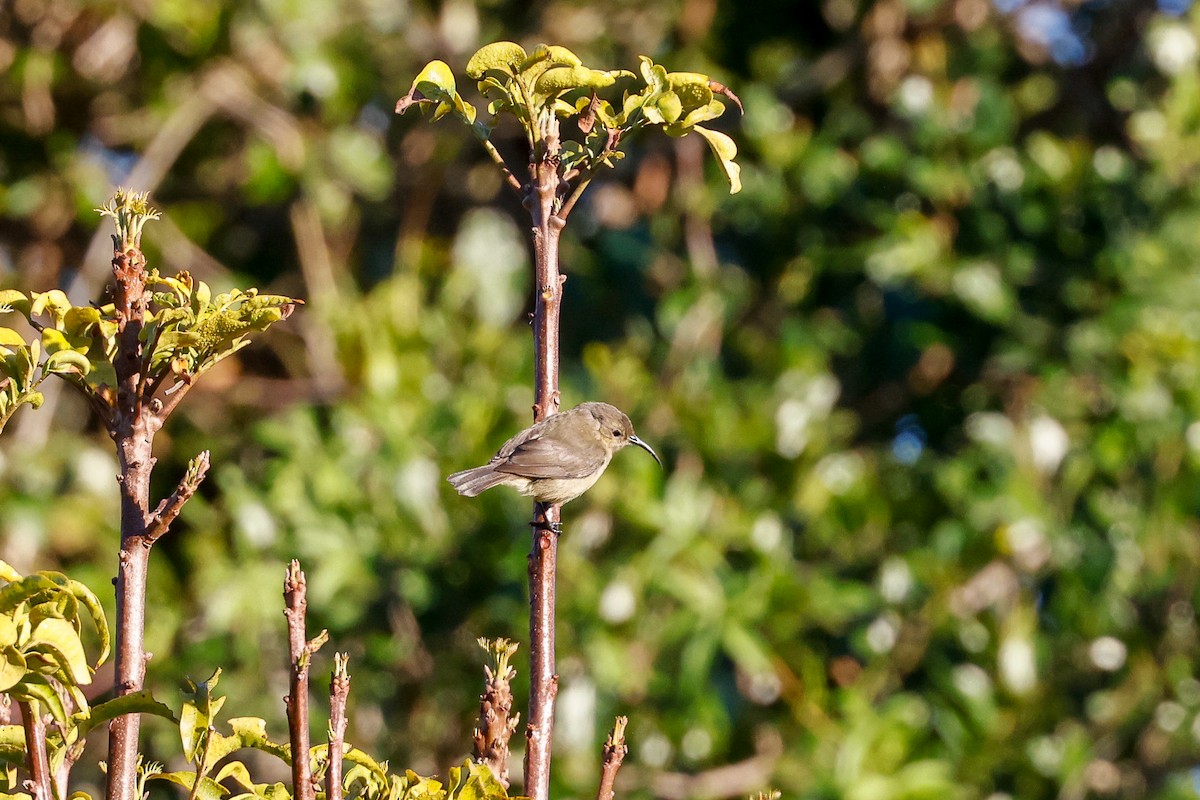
(629, 435, 662, 467)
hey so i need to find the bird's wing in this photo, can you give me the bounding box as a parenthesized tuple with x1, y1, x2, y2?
(494, 434, 607, 479)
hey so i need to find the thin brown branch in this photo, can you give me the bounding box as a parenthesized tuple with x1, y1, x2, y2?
(595, 716, 629, 800)
(145, 450, 210, 542)
(482, 138, 525, 195)
(149, 375, 198, 421)
(473, 638, 520, 788)
(524, 108, 564, 800)
(19, 702, 51, 800)
(55, 683, 82, 795)
(707, 80, 744, 115)
(524, 506, 559, 800)
(557, 176, 594, 221)
(326, 653, 350, 800)
(285, 560, 327, 800)
(106, 211, 156, 800)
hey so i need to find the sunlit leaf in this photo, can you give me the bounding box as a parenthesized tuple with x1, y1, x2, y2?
(520, 43, 582, 75)
(228, 717, 291, 763)
(9, 674, 70, 727)
(45, 350, 92, 377)
(0, 290, 30, 317)
(397, 60, 468, 120)
(72, 691, 177, 738)
(0, 575, 59, 614)
(466, 42, 527, 79)
(0, 562, 23, 586)
(668, 73, 714, 112)
(533, 66, 616, 98)
(27, 616, 91, 685)
(0, 329, 26, 348)
(148, 771, 227, 800)
(691, 125, 742, 194)
(29, 290, 72, 328)
(63, 306, 102, 337)
(0, 646, 27, 692)
(214, 760, 256, 792)
(40, 329, 75, 355)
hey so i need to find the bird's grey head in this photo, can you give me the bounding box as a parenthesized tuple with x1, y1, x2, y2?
(587, 402, 661, 466)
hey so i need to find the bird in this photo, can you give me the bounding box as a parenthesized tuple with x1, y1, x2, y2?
(447, 401, 661, 506)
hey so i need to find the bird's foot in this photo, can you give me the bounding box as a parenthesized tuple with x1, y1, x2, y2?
(531, 519, 563, 536)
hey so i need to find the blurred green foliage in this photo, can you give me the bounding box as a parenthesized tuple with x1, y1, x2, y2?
(3, 1, 1200, 799)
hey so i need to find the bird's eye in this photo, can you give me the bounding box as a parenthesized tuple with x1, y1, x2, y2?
(612, 429, 623, 437)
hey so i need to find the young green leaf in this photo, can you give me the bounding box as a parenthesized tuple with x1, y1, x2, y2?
(0, 329, 26, 348)
(228, 717, 291, 763)
(0, 290, 30, 317)
(691, 126, 742, 194)
(534, 66, 616, 98)
(71, 691, 177, 738)
(26, 616, 91, 685)
(9, 673, 71, 727)
(0, 646, 27, 692)
(45, 350, 92, 377)
(520, 44, 583, 80)
(466, 42, 528, 79)
(146, 771, 226, 800)
(213, 760, 257, 793)
(29, 290, 72, 329)
(396, 60, 478, 125)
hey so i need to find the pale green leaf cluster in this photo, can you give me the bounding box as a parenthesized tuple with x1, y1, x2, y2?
(0, 273, 299, 433)
(0, 561, 171, 797)
(0, 560, 108, 705)
(141, 272, 300, 380)
(397, 42, 741, 193)
(0, 690, 176, 798)
(146, 669, 518, 800)
(0, 289, 52, 433)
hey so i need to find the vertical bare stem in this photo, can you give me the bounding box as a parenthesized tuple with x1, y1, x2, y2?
(525, 111, 565, 800)
(19, 702, 51, 800)
(285, 560, 326, 800)
(595, 716, 629, 800)
(326, 653, 350, 800)
(105, 199, 157, 800)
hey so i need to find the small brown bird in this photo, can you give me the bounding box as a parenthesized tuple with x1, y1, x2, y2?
(448, 402, 661, 505)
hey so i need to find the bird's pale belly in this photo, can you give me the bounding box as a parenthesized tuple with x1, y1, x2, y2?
(514, 470, 606, 505)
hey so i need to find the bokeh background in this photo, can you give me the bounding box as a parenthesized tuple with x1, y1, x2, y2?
(3, 0, 1200, 798)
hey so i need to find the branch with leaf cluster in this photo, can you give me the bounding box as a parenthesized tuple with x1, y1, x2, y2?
(0, 221, 301, 439)
(0, 189, 303, 800)
(398, 41, 741, 800)
(396, 41, 742, 213)
(0, 188, 552, 800)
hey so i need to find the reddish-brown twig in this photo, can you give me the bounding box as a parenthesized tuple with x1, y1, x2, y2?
(285, 561, 328, 800)
(595, 716, 629, 800)
(326, 653, 350, 800)
(146, 451, 210, 542)
(19, 702, 51, 800)
(105, 199, 159, 800)
(524, 110, 566, 800)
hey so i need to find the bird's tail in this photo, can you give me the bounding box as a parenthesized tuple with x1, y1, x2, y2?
(447, 466, 509, 497)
